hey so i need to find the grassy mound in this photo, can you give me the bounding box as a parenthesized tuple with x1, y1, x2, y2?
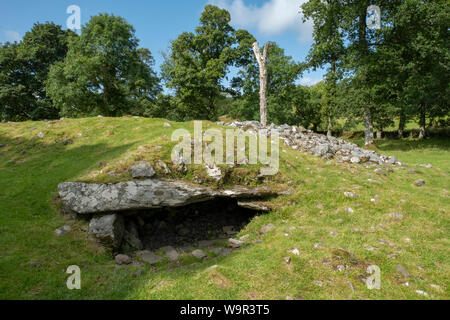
(0, 117, 448, 299)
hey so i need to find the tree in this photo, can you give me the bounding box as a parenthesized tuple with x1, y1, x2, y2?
(46, 14, 160, 117)
(302, 0, 345, 137)
(0, 22, 71, 121)
(252, 42, 270, 126)
(161, 5, 253, 121)
(231, 43, 302, 126)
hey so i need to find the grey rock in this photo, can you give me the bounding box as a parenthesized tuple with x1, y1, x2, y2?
(396, 264, 410, 277)
(260, 223, 275, 234)
(54, 225, 71, 237)
(160, 246, 179, 261)
(389, 212, 404, 220)
(284, 256, 291, 264)
(228, 238, 243, 248)
(344, 191, 356, 198)
(367, 178, 382, 185)
(204, 163, 222, 181)
(137, 250, 163, 264)
(156, 160, 171, 174)
(313, 280, 324, 287)
(237, 201, 270, 212)
(163, 122, 171, 127)
(88, 214, 124, 249)
(374, 168, 387, 176)
(350, 156, 361, 164)
(115, 254, 132, 265)
(58, 179, 279, 215)
(414, 179, 426, 187)
(192, 249, 207, 259)
(130, 161, 155, 179)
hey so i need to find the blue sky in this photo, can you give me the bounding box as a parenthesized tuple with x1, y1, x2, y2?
(0, 0, 325, 86)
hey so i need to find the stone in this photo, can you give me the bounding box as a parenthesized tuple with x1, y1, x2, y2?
(137, 250, 163, 264)
(290, 248, 300, 256)
(374, 168, 387, 176)
(156, 160, 171, 174)
(192, 249, 207, 259)
(430, 284, 443, 292)
(37, 132, 44, 138)
(314, 242, 323, 249)
(284, 256, 291, 264)
(345, 207, 354, 214)
(389, 212, 404, 220)
(316, 203, 324, 209)
(228, 238, 243, 248)
(367, 178, 382, 185)
(58, 180, 279, 215)
(415, 290, 428, 296)
(163, 122, 171, 127)
(237, 202, 270, 212)
(396, 264, 410, 277)
(88, 214, 124, 249)
(350, 156, 361, 164)
(115, 254, 132, 265)
(204, 163, 222, 181)
(222, 226, 235, 235)
(260, 223, 275, 234)
(364, 246, 377, 251)
(418, 163, 432, 168)
(54, 225, 71, 237)
(161, 246, 179, 262)
(344, 191, 356, 198)
(414, 179, 426, 187)
(130, 162, 155, 179)
(313, 280, 324, 287)
(239, 234, 249, 241)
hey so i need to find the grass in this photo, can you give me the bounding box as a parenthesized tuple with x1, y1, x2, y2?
(0, 117, 448, 299)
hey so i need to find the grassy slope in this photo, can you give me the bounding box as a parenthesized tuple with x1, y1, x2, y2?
(0, 117, 448, 300)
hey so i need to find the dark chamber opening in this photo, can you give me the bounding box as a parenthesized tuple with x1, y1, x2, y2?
(119, 198, 266, 253)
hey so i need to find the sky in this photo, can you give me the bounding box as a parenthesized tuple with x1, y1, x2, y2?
(0, 0, 325, 86)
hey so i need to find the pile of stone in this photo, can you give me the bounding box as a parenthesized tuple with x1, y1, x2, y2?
(219, 120, 399, 165)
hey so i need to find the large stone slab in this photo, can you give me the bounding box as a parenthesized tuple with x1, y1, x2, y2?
(58, 179, 278, 215)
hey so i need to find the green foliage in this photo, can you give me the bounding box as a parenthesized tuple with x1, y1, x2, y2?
(0, 23, 71, 121)
(161, 5, 255, 121)
(230, 43, 304, 125)
(46, 14, 161, 117)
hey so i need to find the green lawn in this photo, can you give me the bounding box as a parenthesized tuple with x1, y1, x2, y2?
(0, 117, 448, 299)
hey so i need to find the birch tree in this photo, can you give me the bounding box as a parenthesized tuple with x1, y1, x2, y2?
(253, 41, 270, 126)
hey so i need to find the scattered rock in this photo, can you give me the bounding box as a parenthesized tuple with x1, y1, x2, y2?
(163, 122, 171, 127)
(161, 246, 179, 262)
(237, 202, 270, 212)
(396, 264, 410, 277)
(260, 223, 275, 234)
(314, 242, 323, 249)
(115, 254, 132, 265)
(54, 225, 71, 237)
(414, 179, 426, 187)
(290, 248, 300, 256)
(156, 160, 171, 174)
(192, 249, 207, 259)
(284, 256, 291, 264)
(344, 191, 356, 198)
(345, 207, 354, 214)
(418, 163, 432, 168)
(37, 132, 44, 138)
(313, 280, 324, 287)
(388, 212, 404, 220)
(348, 281, 355, 294)
(136, 250, 163, 264)
(228, 238, 243, 248)
(408, 169, 418, 174)
(204, 163, 222, 181)
(374, 168, 387, 176)
(364, 246, 377, 251)
(415, 290, 429, 297)
(367, 178, 382, 185)
(130, 162, 155, 179)
(430, 284, 443, 292)
(239, 234, 249, 241)
(350, 156, 361, 164)
(316, 203, 324, 209)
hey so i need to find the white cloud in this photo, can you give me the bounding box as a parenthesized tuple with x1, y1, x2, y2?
(209, 0, 312, 42)
(299, 76, 322, 87)
(4, 30, 21, 42)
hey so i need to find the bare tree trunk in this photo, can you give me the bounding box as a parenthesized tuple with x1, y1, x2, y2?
(419, 106, 426, 139)
(363, 107, 374, 145)
(253, 42, 270, 127)
(376, 125, 383, 139)
(398, 109, 405, 138)
(327, 116, 333, 137)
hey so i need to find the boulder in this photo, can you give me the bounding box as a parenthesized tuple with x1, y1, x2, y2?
(58, 179, 279, 215)
(130, 161, 155, 179)
(88, 214, 124, 249)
